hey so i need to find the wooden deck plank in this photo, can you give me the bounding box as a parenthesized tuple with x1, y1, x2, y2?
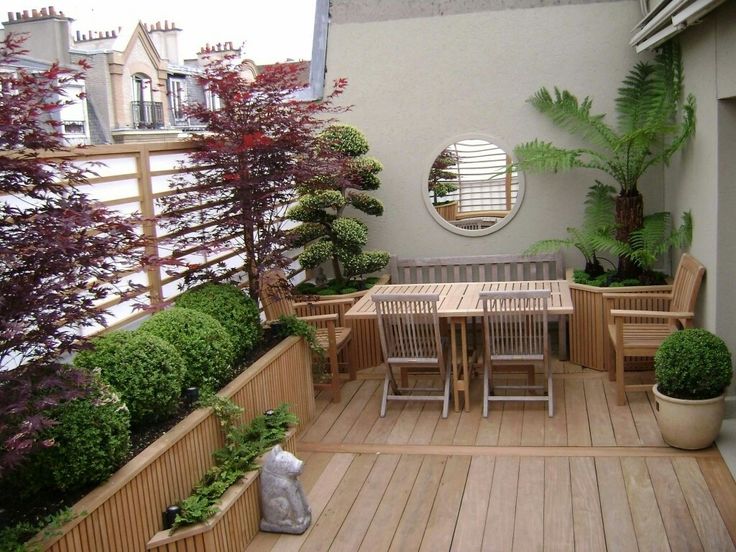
(420, 456, 472, 551)
(513, 457, 545, 552)
(595, 457, 639, 552)
(544, 457, 574, 552)
(544, 377, 567, 446)
(483, 456, 520, 552)
(646, 457, 703, 552)
(602, 371, 642, 446)
(299, 453, 378, 552)
(453, 381, 483, 445)
(364, 398, 408, 444)
(521, 399, 546, 447)
(621, 456, 670, 552)
(475, 399, 503, 446)
(451, 456, 495, 552)
(386, 379, 429, 444)
(498, 399, 524, 447)
(388, 455, 447, 552)
(408, 400, 442, 445)
(698, 456, 736, 545)
(673, 457, 736, 551)
(300, 380, 362, 442)
(570, 457, 606, 551)
(331, 454, 401, 551)
(584, 377, 616, 446)
(268, 453, 355, 552)
(342, 382, 384, 443)
(321, 379, 380, 443)
(430, 408, 462, 446)
(627, 375, 665, 447)
(565, 378, 591, 446)
(358, 455, 424, 552)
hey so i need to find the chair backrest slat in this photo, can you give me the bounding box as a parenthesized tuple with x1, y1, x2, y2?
(669, 253, 706, 315)
(259, 270, 296, 321)
(372, 293, 444, 372)
(480, 290, 550, 360)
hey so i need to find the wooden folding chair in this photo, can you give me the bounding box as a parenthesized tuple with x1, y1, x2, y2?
(372, 293, 451, 418)
(259, 270, 354, 402)
(605, 253, 705, 405)
(479, 290, 552, 418)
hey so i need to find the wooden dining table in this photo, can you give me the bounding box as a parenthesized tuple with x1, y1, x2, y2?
(345, 280, 574, 412)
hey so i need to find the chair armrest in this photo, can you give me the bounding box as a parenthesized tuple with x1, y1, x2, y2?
(295, 297, 355, 307)
(298, 313, 339, 324)
(610, 309, 694, 320)
(602, 290, 673, 300)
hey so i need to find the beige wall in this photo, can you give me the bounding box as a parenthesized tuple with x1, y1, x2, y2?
(664, 1, 736, 403)
(324, 0, 662, 268)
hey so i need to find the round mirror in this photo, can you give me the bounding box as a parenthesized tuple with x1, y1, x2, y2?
(424, 137, 524, 236)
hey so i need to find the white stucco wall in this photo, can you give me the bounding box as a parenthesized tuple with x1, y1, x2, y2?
(323, 0, 663, 268)
(663, 1, 736, 404)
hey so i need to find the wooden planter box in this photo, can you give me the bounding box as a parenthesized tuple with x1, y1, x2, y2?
(434, 201, 458, 222)
(569, 282, 672, 371)
(296, 274, 390, 371)
(145, 428, 298, 552)
(34, 337, 314, 552)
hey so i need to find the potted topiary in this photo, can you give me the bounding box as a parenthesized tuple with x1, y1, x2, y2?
(653, 328, 733, 449)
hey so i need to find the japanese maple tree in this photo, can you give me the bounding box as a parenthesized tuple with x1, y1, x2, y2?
(0, 34, 143, 473)
(160, 57, 348, 300)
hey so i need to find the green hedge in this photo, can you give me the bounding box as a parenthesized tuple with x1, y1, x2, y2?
(74, 330, 186, 427)
(176, 283, 262, 360)
(139, 307, 235, 391)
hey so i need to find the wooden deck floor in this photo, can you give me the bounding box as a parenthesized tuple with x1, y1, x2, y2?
(247, 361, 736, 551)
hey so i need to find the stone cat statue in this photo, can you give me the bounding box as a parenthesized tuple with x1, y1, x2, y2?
(259, 445, 311, 534)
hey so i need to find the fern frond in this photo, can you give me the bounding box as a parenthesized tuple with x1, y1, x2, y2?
(582, 181, 616, 231)
(524, 238, 575, 256)
(513, 140, 608, 174)
(527, 87, 619, 151)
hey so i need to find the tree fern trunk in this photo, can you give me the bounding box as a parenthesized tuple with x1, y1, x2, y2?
(615, 191, 643, 280)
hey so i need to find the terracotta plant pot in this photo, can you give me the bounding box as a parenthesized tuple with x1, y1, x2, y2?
(653, 384, 726, 450)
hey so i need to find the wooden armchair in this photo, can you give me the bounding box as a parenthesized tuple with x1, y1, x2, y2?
(259, 270, 354, 402)
(604, 254, 705, 405)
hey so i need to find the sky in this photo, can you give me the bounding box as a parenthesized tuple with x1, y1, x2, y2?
(2, 0, 317, 64)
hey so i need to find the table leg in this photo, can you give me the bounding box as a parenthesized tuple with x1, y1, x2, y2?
(451, 318, 460, 412)
(460, 318, 470, 412)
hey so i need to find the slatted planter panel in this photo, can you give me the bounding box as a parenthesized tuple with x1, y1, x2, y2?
(145, 429, 298, 552)
(295, 274, 390, 372)
(569, 283, 672, 371)
(434, 201, 458, 221)
(37, 337, 313, 552)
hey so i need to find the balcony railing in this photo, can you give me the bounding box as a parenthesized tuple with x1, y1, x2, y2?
(131, 101, 164, 129)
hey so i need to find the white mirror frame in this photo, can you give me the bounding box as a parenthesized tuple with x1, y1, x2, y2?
(421, 133, 526, 237)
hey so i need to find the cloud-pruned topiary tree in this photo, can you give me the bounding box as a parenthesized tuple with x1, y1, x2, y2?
(288, 125, 389, 286)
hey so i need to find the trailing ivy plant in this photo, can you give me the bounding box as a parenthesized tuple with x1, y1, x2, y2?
(173, 401, 298, 530)
(275, 315, 329, 383)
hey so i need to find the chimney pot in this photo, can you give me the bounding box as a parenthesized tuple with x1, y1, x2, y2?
(22, 10, 29, 19)
(172, 21, 176, 29)
(155, 21, 161, 30)
(32, 9, 38, 17)
(49, 6, 56, 15)
(164, 20, 169, 30)
(40, 8, 48, 16)
(75, 30, 80, 40)
(7, 12, 13, 21)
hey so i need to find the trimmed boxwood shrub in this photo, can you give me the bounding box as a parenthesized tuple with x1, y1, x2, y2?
(8, 372, 131, 496)
(655, 328, 733, 400)
(139, 307, 235, 391)
(175, 282, 262, 360)
(74, 330, 186, 427)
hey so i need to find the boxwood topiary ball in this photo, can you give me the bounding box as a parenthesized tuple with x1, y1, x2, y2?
(139, 307, 235, 391)
(175, 283, 262, 361)
(74, 330, 186, 427)
(655, 328, 733, 400)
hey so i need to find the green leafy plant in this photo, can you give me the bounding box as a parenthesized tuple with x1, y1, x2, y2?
(526, 181, 616, 277)
(0, 508, 80, 552)
(74, 331, 186, 427)
(4, 373, 131, 497)
(175, 283, 263, 361)
(172, 402, 298, 530)
(428, 147, 459, 205)
(275, 314, 329, 383)
(655, 329, 733, 400)
(288, 125, 390, 286)
(514, 42, 695, 280)
(139, 307, 235, 391)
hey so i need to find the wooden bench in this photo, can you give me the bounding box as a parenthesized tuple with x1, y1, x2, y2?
(388, 252, 568, 357)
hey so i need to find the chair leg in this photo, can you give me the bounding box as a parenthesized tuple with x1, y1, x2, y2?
(616, 346, 626, 406)
(442, 369, 450, 419)
(380, 371, 390, 417)
(547, 359, 554, 417)
(328, 346, 341, 403)
(482, 362, 489, 418)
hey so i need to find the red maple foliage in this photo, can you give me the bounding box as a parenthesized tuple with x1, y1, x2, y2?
(160, 56, 348, 300)
(0, 34, 144, 474)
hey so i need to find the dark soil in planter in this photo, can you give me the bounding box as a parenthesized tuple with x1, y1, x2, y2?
(0, 328, 282, 538)
(295, 275, 380, 297)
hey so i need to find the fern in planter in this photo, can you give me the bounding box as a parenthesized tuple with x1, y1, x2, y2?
(173, 399, 298, 530)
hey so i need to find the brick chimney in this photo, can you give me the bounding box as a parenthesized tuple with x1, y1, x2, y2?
(3, 6, 72, 64)
(146, 19, 182, 64)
